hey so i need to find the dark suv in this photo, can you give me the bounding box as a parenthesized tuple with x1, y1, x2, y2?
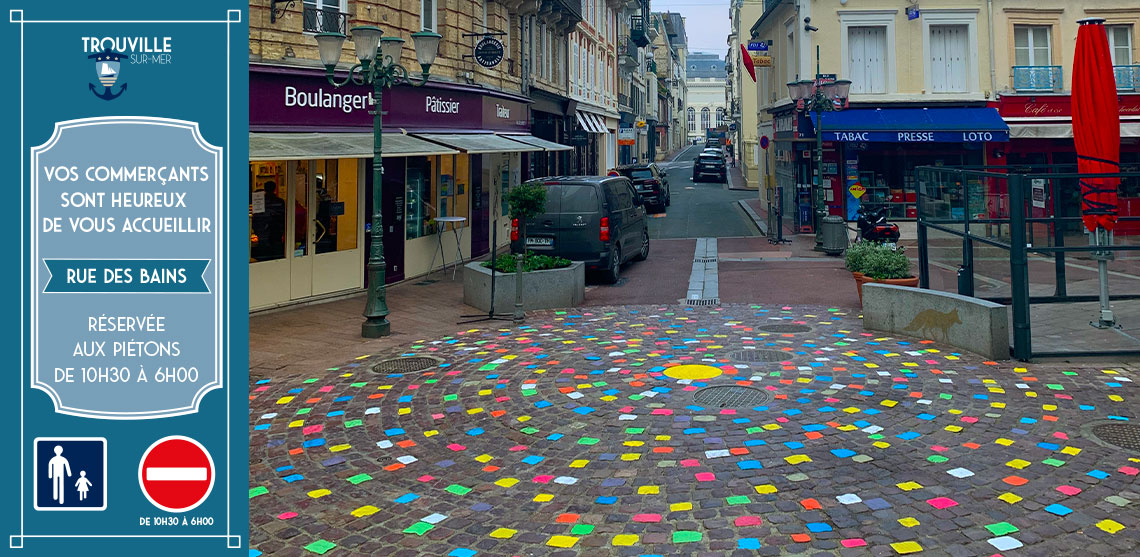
(616, 163, 670, 213)
(693, 153, 726, 183)
(510, 176, 650, 283)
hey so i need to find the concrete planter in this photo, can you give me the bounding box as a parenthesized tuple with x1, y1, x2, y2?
(854, 272, 919, 306)
(463, 261, 585, 314)
(862, 283, 1010, 360)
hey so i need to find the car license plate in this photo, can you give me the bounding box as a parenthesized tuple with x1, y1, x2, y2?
(883, 242, 897, 250)
(526, 237, 553, 247)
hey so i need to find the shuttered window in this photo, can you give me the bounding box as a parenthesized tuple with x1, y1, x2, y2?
(848, 26, 886, 94)
(1014, 26, 1051, 66)
(930, 25, 968, 92)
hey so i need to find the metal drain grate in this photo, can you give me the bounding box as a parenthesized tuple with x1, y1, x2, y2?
(686, 298, 721, 306)
(728, 349, 788, 363)
(758, 324, 812, 333)
(1088, 423, 1140, 453)
(693, 385, 770, 408)
(371, 356, 442, 374)
(694, 257, 718, 263)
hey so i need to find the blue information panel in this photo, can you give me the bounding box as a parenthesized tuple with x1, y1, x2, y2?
(3, 2, 248, 554)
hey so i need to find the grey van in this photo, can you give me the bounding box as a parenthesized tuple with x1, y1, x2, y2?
(510, 176, 650, 283)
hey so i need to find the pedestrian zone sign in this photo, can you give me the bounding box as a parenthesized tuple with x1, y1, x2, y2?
(34, 437, 107, 511)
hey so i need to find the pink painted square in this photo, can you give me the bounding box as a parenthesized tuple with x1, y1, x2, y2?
(446, 444, 466, 451)
(302, 425, 324, 435)
(1053, 432, 1069, 439)
(841, 539, 868, 548)
(509, 445, 528, 451)
(680, 459, 700, 467)
(927, 497, 959, 509)
(495, 396, 510, 402)
(1120, 466, 1139, 476)
(651, 409, 674, 415)
(776, 417, 789, 423)
(695, 472, 716, 482)
(632, 514, 662, 523)
(734, 516, 763, 526)
(930, 445, 949, 452)
(825, 398, 840, 403)
(278, 512, 298, 520)
(620, 406, 635, 413)
(417, 475, 434, 482)
(431, 413, 445, 420)
(719, 409, 737, 415)
(960, 416, 979, 423)
(533, 475, 554, 484)
(1056, 485, 1082, 496)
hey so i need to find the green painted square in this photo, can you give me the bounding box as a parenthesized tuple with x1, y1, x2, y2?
(747, 427, 763, 434)
(344, 419, 363, 428)
(985, 522, 1019, 536)
(521, 427, 539, 434)
(303, 539, 337, 554)
(249, 486, 268, 498)
(593, 381, 608, 387)
(347, 473, 372, 485)
(629, 395, 644, 401)
(726, 496, 750, 505)
(424, 379, 438, 384)
(1046, 384, 1064, 390)
(1062, 371, 1078, 376)
(445, 484, 472, 495)
(851, 455, 873, 463)
(521, 390, 537, 396)
(403, 522, 434, 536)
(444, 394, 459, 401)
(570, 524, 595, 535)
(928, 455, 949, 463)
(673, 531, 702, 543)
(939, 393, 953, 400)
(296, 408, 312, 415)
(303, 378, 319, 383)
(350, 382, 367, 388)
(625, 428, 645, 434)
(578, 437, 600, 445)
(1042, 458, 1066, 467)
(868, 434, 884, 440)
(478, 364, 499, 371)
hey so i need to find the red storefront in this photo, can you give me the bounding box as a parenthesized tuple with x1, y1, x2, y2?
(996, 93, 1140, 234)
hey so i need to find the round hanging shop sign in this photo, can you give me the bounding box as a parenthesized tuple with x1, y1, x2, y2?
(474, 37, 504, 68)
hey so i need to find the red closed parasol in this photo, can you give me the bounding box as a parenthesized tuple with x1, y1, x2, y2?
(1072, 18, 1120, 233)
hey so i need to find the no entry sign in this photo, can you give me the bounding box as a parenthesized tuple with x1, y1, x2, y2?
(138, 436, 215, 513)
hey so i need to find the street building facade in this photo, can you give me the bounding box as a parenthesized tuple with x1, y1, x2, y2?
(685, 52, 728, 147)
(728, 0, 766, 191)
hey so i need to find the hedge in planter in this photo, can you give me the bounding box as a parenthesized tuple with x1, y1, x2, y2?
(849, 243, 918, 305)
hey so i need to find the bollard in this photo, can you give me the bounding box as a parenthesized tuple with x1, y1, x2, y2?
(513, 254, 525, 324)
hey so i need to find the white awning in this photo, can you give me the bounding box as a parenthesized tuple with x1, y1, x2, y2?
(1008, 122, 1140, 139)
(497, 133, 573, 151)
(413, 133, 543, 154)
(575, 111, 609, 134)
(588, 112, 611, 134)
(249, 132, 458, 160)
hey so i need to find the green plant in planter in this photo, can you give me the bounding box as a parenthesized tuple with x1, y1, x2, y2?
(507, 181, 548, 254)
(861, 244, 913, 280)
(483, 252, 572, 273)
(844, 240, 876, 273)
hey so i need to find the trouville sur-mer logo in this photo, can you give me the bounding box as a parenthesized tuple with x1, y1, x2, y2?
(88, 47, 127, 101)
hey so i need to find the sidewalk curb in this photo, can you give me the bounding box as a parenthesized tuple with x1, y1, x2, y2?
(737, 199, 768, 236)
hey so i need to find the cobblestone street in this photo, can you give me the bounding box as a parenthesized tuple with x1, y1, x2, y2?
(248, 305, 1140, 556)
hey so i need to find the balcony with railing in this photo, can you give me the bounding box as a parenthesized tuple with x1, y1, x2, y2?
(630, 15, 649, 48)
(1116, 65, 1140, 92)
(1012, 65, 1062, 92)
(303, 5, 347, 34)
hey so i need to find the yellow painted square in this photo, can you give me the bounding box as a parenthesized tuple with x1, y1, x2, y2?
(785, 454, 812, 464)
(873, 441, 891, 449)
(998, 492, 1022, 504)
(995, 438, 1014, 446)
(843, 407, 861, 414)
(397, 408, 411, 415)
(612, 534, 639, 546)
(1109, 395, 1124, 402)
(623, 441, 645, 447)
(1042, 404, 1058, 411)
(991, 402, 1006, 408)
(656, 435, 672, 441)
(944, 425, 963, 433)
(546, 535, 579, 548)
(329, 444, 351, 452)
(495, 478, 519, 488)
(898, 517, 920, 527)
(601, 396, 617, 401)
(762, 424, 782, 431)
(896, 482, 923, 491)
(755, 484, 778, 494)
(351, 505, 379, 517)
(638, 485, 660, 495)
(478, 389, 493, 396)
(1061, 446, 1081, 456)
(1025, 391, 1038, 398)
(891, 541, 923, 554)
(1097, 519, 1125, 534)
(424, 430, 439, 437)
(948, 409, 962, 415)
(881, 400, 898, 407)
(838, 425, 858, 431)
(475, 454, 493, 463)
(1006, 459, 1031, 469)
(288, 420, 304, 428)
(467, 407, 484, 414)
(621, 453, 641, 461)
(533, 493, 553, 502)
(517, 415, 531, 422)
(308, 489, 331, 498)
(276, 396, 294, 404)
(570, 460, 590, 468)
(670, 502, 693, 511)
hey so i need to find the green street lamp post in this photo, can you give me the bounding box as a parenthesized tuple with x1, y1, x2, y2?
(314, 27, 442, 338)
(787, 48, 850, 250)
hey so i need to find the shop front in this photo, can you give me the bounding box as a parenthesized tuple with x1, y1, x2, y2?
(771, 107, 816, 233)
(572, 107, 608, 175)
(529, 88, 574, 179)
(816, 107, 1010, 221)
(248, 64, 568, 311)
(997, 93, 1140, 234)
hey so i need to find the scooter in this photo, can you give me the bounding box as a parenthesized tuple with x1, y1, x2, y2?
(856, 206, 900, 246)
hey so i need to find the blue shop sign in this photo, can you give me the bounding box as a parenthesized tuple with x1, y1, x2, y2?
(824, 130, 1009, 143)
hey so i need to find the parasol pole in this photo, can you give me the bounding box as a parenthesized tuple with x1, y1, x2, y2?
(1091, 225, 1117, 329)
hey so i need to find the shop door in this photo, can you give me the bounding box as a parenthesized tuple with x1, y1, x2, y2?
(291, 159, 365, 300)
(470, 156, 489, 257)
(370, 158, 406, 284)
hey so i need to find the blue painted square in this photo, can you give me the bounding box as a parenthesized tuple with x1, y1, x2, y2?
(448, 548, 477, 557)
(896, 432, 920, 440)
(573, 407, 595, 415)
(384, 428, 406, 436)
(738, 538, 761, 550)
(394, 493, 419, 504)
(521, 455, 545, 465)
(534, 401, 553, 408)
(738, 460, 762, 470)
(830, 449, 856, 458)
(1044, 504, 1072, 516)
(596, 496, 617, 504)
(806, 523, 832, 533)
(1087, 470, 1109, 479)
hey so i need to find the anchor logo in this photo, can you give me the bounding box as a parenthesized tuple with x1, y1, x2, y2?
(88, 47, 127, 101)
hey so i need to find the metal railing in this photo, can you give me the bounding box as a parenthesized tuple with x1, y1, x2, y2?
(915, 164, 1140, 361)
(1116, 64, 1140, 92)
(1012, 65, 1063, 92)
(303, 6, 347, 34)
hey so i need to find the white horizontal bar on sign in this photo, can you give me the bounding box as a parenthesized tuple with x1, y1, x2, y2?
(146, 467, 208, 481)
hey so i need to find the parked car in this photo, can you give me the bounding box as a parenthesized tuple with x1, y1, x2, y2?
(510, 176, 650, 283)
(701, 147, 725, 159)
(616, 163, 670, 213)
(693, 153, 727, 183)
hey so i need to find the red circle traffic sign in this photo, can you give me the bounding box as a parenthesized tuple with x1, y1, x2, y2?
(138, 435, 215, 513)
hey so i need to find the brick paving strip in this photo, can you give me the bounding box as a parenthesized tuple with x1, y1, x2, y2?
(249, 304, 1140, 557)
(686, 238, 719, 304)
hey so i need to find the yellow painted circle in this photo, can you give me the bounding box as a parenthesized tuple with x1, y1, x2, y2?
(663, 364, 723, 380)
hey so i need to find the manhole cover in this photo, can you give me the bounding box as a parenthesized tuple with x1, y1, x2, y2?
(1088, 423, 1140, 453)
(693, 385, 770, 408)
(371, 356, 442, 374)
(758, 324, 811, 333)
(728, 349, 788, 363)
